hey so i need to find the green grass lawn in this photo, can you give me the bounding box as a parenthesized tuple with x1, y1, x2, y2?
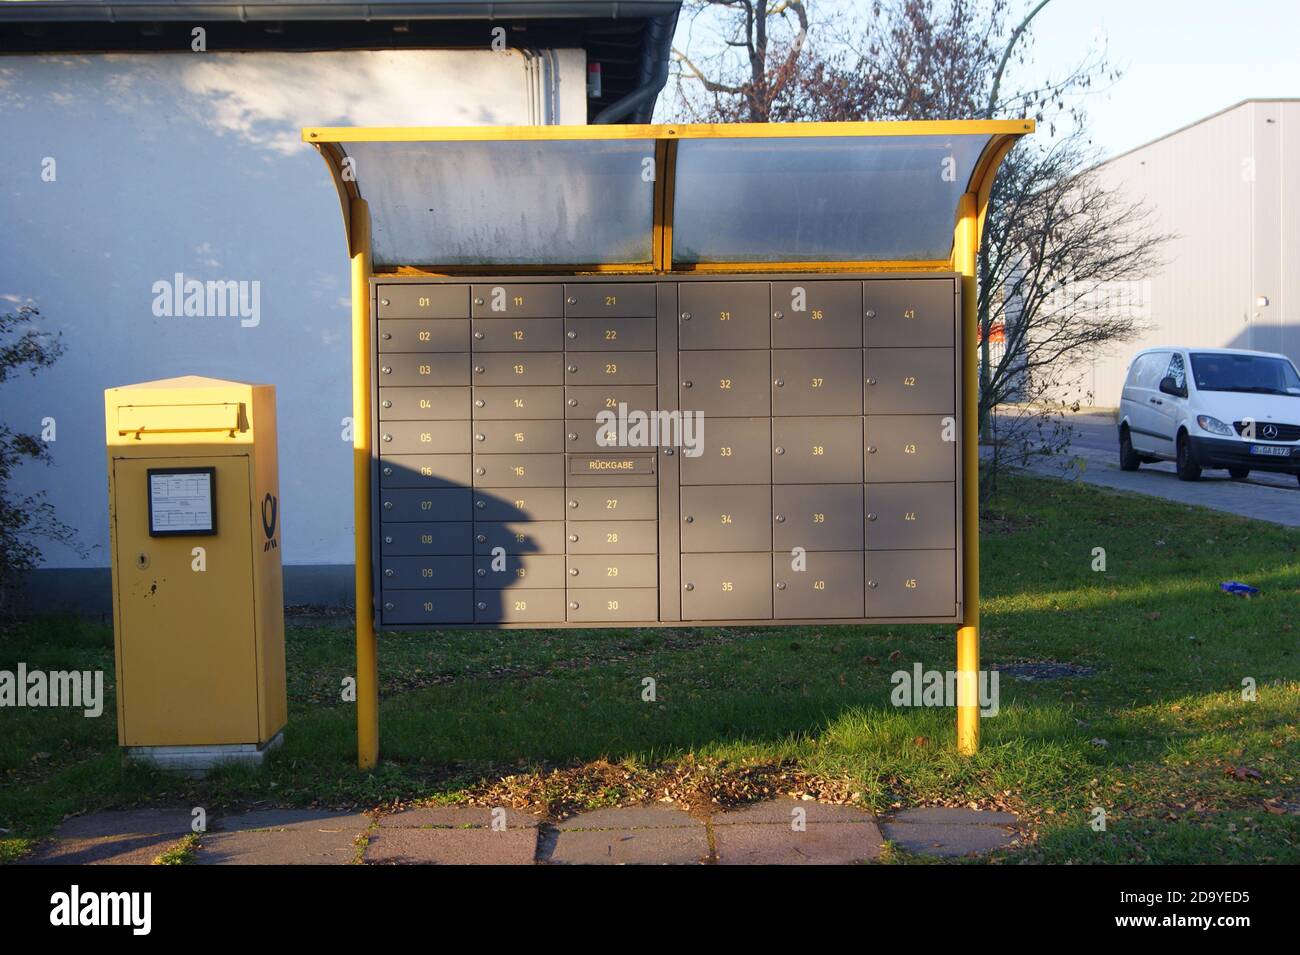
(2, 474, 1298, 864)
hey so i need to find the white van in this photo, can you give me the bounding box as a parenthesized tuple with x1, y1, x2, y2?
(1117, 347, 1300, 483)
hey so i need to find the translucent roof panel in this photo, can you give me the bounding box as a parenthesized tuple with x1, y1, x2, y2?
(671, 134, 992, 264)
(345, 139, 657, 267)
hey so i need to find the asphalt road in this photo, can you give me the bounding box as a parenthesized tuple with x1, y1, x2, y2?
(992, 410, 1300, 526)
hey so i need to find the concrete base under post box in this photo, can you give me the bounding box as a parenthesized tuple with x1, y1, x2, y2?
(125, 731, 284, 776)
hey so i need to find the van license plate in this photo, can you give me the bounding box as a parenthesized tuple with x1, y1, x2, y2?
(1248, 445, 1293, 457)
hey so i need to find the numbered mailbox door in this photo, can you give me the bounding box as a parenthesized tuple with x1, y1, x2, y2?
(865, 549, 956, 618)
(863, 279, 955, 347)
(773, 551, 865, 619)
(771, 280, 862, 349)
(771, 349, 863, 416)
(680, 553, 773, 621)
(865, 348, 955, 414)
(865, 415, 956, 483)
(471, 284, 564, 318)
(679, 282, 770, 350)
(680, 350, 771, 417)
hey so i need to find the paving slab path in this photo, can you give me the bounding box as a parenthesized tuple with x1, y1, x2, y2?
(24, 801, 1020, 865)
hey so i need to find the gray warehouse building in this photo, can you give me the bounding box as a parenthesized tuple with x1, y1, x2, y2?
(1079, 99, 1300, 405)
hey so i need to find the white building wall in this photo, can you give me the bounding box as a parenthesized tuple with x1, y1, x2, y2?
(0, 49, 586, 603)
(1081, 100, 1299, 405)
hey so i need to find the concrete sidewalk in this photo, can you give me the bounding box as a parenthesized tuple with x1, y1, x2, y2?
(25, 802, 1021, 865)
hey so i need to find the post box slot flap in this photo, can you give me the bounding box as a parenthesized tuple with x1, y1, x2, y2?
(117, 403, 246, 437)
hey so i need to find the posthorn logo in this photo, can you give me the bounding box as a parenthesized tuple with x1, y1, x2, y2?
(261, 492, 279, 551)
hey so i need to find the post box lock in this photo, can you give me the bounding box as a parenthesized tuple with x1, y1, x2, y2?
(380, 298, 391, 307)
(567, 331, 578, 339)
(476, 568, 487, 577)
(568, 499, 579, 508)
(868, 580, 879, 589)
(136, 551, 150, 570)
(475, 399, 486, 408)
(867, 378, 878, 386)
(382, 433, 393, 443)
(384, 602, 395, 611)
(476, 601, 488, 610)
(382, 332, 392, 341)
(474, 331, 485, 340)
(567, 364, 578, 373)
(568, 601, 579, 610)
(383, 501, 393, 510)
(774, 514, 786, 523)
(569, 567, 579, 576)
(866, 309, 877, 319)
(382, 466, 393, 476)
(774, 446, 785, 455)
(773, 311, 784, 320)
(568, 432, 579, 441)
(381, 401, 392, 410)
(681, 312, 691, 321)
(776, 582, 786, 590)
(474, 297, 485, 306)
(867, 445, 877, 454)
(663, 447, 674, 456)
(475, 534, 487, 543)
(681, 380, 693, 388)
(475, 467, 486, 476)
(867, 512, 878, 521)
(567, 297, 577, 305)
(474, 365, 485, 374)
(474, 433, 486, 442)
(384, 568, 394, 577)
(381, 366, 392, 375)
(568, 533, 579, 542)
(475, 500, 486, 509)
(568, 398, 579, 407)
(384, 535, 393, 544)
(774, 379, 784, 387)
(683, 583, 694, 591)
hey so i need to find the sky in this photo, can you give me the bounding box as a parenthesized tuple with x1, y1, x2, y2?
(668, 0, 1299, 159)
(1014, 0, 1300, 158)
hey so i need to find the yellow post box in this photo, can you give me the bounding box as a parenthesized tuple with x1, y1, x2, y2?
(104, 376, 286, 771)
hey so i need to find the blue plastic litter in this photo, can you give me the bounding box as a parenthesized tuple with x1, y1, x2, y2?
(1220, 581, 1260, 597)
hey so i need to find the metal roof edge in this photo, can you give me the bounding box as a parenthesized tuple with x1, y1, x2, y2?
(0, 1, 683, 23)
(1092, 98, 1300, 170)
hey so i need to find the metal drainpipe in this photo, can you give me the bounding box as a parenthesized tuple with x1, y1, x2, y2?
(593, 12, 677, 124)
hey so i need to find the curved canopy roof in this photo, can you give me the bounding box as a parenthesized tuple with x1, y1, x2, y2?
(303, 120, 1033, 271)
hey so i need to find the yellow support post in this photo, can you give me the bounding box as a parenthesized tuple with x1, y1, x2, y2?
(350, 197, 380, 770)
(954, 191, 980, 755)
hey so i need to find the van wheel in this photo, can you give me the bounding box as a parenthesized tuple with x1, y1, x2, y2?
(1228, 468, 1250, 480)
(1118, 427, 1141, 471)
(1176, 433, 1202, 481)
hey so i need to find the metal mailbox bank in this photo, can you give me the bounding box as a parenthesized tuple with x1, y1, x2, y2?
(105, 376, 287, 771)
(304, 120, 1032, 768)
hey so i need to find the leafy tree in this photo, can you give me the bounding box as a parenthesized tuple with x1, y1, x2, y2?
(0, 306, 84, 613)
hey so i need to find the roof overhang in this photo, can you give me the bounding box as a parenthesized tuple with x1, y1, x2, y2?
(303, 119, 1035, 273)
